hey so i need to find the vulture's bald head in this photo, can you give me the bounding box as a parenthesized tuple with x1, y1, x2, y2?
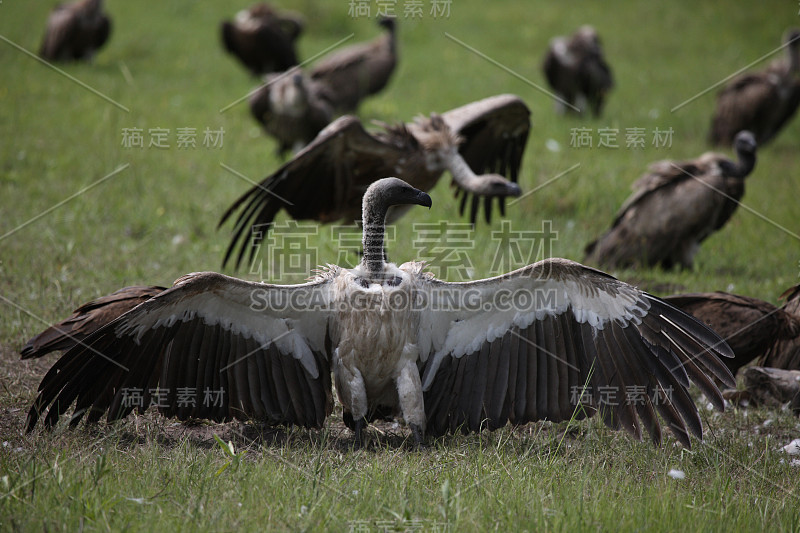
(362, 177, 432, 217)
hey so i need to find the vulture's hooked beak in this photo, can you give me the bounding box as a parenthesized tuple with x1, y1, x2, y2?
(417, 190, 433, 209)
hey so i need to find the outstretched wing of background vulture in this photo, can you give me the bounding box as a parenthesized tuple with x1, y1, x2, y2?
(220, 95, 531, 271)
(440, 94, 530, 222)
(219, 116, 403, 270)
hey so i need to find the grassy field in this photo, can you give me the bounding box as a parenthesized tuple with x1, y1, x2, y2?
(2, 0, 800, 530)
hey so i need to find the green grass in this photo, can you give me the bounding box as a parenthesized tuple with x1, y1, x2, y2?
(2, 0, 800, 530)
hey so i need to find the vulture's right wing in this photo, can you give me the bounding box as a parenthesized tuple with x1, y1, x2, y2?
(20, 285, 167, 359)
(26, 271, 337, 432)
(219, 116, 400, 270)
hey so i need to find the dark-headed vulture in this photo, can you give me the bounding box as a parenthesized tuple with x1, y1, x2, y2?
(25, 177, 733, 449)
(585, 131, 757, 270)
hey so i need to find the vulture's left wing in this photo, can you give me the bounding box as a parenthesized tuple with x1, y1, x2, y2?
(440, 94, 530, 222)
(26, 271, 337, 432)
(413, 258, 734, 446)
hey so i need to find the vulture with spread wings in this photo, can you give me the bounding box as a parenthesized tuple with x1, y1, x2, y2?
(220, 94, 530, 270)
(26, 178, 734, 449)
(585, 131, 757, 270)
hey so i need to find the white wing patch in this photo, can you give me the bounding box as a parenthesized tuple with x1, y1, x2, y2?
(419, 272, 650, 391)
(563, 279, 648, 329)
(115, 279, 332, 379)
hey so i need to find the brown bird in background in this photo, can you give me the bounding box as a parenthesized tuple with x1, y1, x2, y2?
(664, 290, 800, 377)
(221, 3, 304, 76)
(248, 70, 334, 156)
(585, 131, 757, 270)
(310, 17, 398, 113)
(762, 285, 800, 369)
(542, 25, 613, 116)
(39, 0, 111, 62)
(709, 28, 800, 147)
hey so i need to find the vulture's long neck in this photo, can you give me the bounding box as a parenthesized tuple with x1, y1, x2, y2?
(361, 191, 389, 277)
(387, 25, 397, 55)
(83, 0, 102, 13)
(788, 42, 800, 74)
(448, 150, 480, 188)
(732, 148, 756, 179)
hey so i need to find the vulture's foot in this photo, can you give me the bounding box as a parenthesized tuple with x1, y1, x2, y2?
(352, 417, 367, 449)
(410, 423, 426, 450)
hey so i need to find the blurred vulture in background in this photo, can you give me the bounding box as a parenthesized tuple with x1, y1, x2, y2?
(221, 3, 304, 75)
(309, 17, 398, 113)
(542, 25, 613, 116)
(732, 367, 800, 414)
(585, 130, 757, 270)
(220, 94, 530, 270)
(721, 286, 800, 411)
(25, 177, 735, 450)
(246, 17, 398, 156)
(762, 285, 800, 369)
(20, 286, 166, 359)
(39, 0, 111, 62)
(709, 29, 800, 147)
(664, 290, 800, 376)
(249, 70, 334, 156)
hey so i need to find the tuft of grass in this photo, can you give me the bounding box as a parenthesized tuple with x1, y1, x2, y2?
(2, 0, 800, 530)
